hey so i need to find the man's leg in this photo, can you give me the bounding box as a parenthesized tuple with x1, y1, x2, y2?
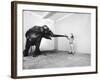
(70, 44, 74, 54)
(69, 44, 73, 54)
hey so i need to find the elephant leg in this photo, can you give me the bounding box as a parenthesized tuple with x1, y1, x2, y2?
(23, 39, 31, 57)
(33, 42, 41, 57)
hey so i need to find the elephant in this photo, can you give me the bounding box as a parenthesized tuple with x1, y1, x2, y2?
(23, 25, 68, 57)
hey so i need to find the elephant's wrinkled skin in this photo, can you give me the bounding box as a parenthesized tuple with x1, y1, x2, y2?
(23, 25, 67, 57)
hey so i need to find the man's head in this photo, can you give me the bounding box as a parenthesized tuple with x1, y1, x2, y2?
(71, 33, 74, 39)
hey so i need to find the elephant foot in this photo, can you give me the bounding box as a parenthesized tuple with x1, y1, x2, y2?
(23, 50, 28, 57)
(33, 54, 39, 57)
(33, 50, 41, 57)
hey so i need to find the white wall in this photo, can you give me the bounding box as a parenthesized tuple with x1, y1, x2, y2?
(23, 11, 55, 51)
(55, 13, 91, 53)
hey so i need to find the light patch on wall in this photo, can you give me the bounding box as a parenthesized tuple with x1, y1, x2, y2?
(55, 13, 91, 54)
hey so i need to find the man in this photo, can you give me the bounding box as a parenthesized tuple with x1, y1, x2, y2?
(67, 33, 74, 54)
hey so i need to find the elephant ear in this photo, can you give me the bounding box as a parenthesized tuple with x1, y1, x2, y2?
(40, 27, 44, 32)
(43, 30, 53, 40)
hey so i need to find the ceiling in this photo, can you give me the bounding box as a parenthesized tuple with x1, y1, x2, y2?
(26, 10, 74, 22)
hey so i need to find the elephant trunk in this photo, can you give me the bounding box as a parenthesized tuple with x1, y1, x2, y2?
(52, 34, 68, 38)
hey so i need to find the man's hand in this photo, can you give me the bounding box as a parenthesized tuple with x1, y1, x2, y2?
(65, 34, 68, 39)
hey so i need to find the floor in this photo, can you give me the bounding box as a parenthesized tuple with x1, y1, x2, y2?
(23, 51, 91, 69)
